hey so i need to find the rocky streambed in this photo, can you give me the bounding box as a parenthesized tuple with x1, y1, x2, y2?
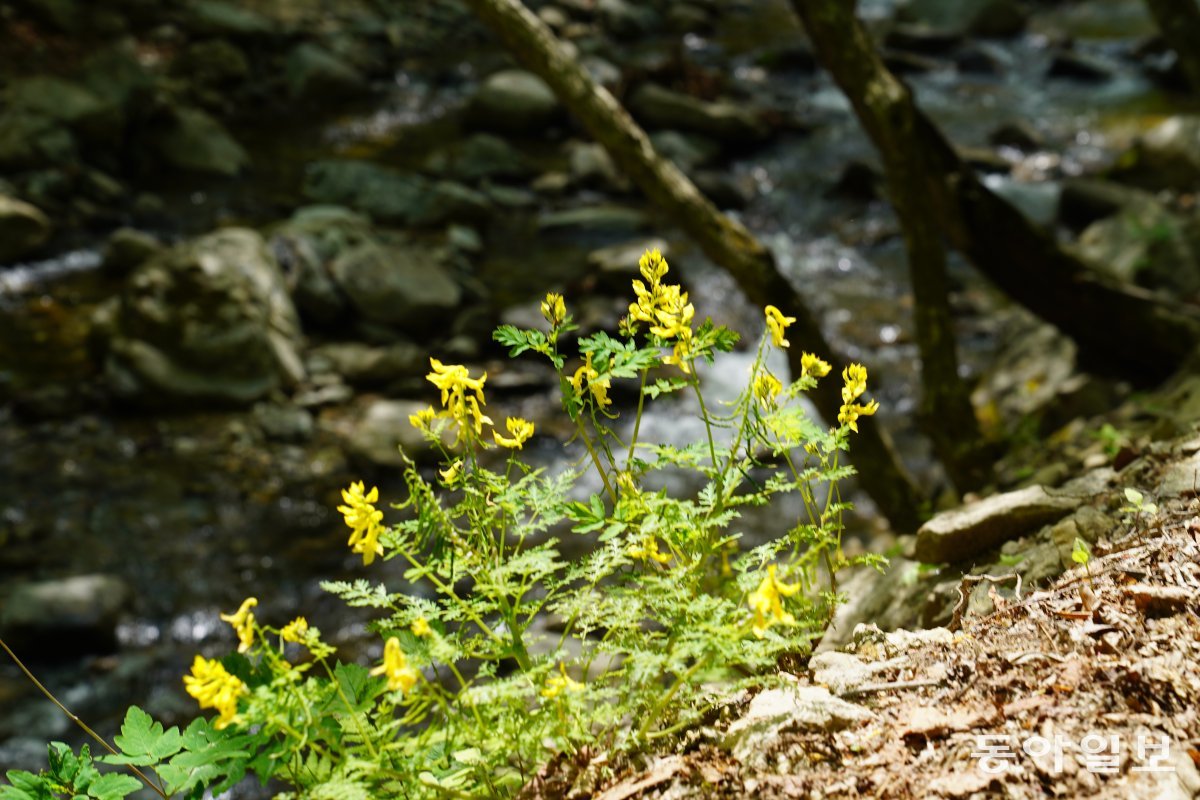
(3, 0, 1200, 783)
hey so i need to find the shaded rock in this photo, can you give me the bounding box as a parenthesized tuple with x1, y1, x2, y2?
(955, 42, 1006, 75)
(468, 69, 562, 135)
(538, 204, 651, 235)
(882, 50, 943, 75)
(982, 176, 1059, 227)
(1058, 179, 1157, 231)
(328, 242, 462, 332)
(723, 686, 873, 768)
(915, 485, 1083, 564)
(650, 130, 720, 171)
(270, 205, 371, 326)
(588, 238, 670, 276)
(0, 575, 129, 658)
(989, 120, 1043, 152)
(80, 41, 155, 108)
(252, 402, 314, 443)
(885, 24, 964, 55)
(694, 170, 753, 209)
(897, 0, 1027, 37)
(1049, 506, 1114, 567)
(0, 112, 76, 170)
(597, 0, 659, 36)
(308, 341, 424, 387)
(1076, 199, 1200, 295)
(303, 160, 491, 226)
(150, 107, 249, 176)
(567, 140, 624, 189)
(105, 228, 304, 407)
(809, 651, 907, 696)
(1111, 115, 1200, 192)
(627, 83, 770, 146)
(424, 134, 535, 182)
(321, 397, 435, 468)
(102, 227, 163, 276)
(1159, 452, 1200, 497)
(173, 39, 251, 89)
(286, 42, 366, 101)
(5, 76, 124, 147)
(828, 159, 882, 201)
(0, 195, 52, 264)
(1047, 49, 1115, 82)
(183, 0, 275, 37)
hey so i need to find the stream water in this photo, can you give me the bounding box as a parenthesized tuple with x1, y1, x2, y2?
(0, 0, 1182, 779)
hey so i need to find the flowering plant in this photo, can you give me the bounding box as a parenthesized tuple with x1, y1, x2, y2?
(1, 250, 884, 799)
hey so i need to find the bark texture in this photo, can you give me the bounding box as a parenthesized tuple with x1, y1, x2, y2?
(461, 0, 924, 530)
(1144, 0, 1200, 92)
(790, 0, 1200, 384)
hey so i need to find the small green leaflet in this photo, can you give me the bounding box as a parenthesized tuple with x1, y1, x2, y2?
(105, 706, 183, 766)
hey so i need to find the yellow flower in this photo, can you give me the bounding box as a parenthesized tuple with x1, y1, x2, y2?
(748, 565, 800, 638)
(338, 480, 385, 565)
(628, 535, 672, 564)
(541, 292, 566, 327)
(753, 370, 783, 408)
(494, 417, 535, 449)
(184, 655, 247, 729)
(219, 597, 257, 653)
(408, 405, 436, 432)
(280, 617, 309, 644)
(764, 305, 796, 348)
(371, 637, 420, 693)
(541, 663, 584, 699)
(426, 359, 493, 443)
(800, 352, 831, 379)
(439, 459, 462, 485)
(838, 399, 880, 433)
(841, 363, 868, 404)
(837, 364, 876, 432)
(411, 617, 432, 637)
(569, 352, 612, 408)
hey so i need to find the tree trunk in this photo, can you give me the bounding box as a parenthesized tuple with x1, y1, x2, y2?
(1144, 0, 1200, 92)
(461, 0, 924, 530)
(790, 0, 1200, 384)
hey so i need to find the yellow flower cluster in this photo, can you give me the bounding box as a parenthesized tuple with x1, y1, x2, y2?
(764, 305, 796, 348)
(280, 617, 308, 644)
(494, 416, 534, 449)
(338, 480, 385, 565)
(220, 597, 257, 653)
(837, 363, 879, 433)
(427, 358, 493, 443)
(411, 617, 432, 637)
(569, 352, 612, 408)
(629, 249, 696, 372)
(748, 565, 800, 638)
(371, 637, 420, 693)
(628, 535, 672, 564)
(184, 655, 248, 729)
(753, 370, 783, 408)
(541, 663, 584, 699)
(800, 352, 831, 379)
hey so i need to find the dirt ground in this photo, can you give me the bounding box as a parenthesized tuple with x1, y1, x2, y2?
(526, 495, 1200, 799)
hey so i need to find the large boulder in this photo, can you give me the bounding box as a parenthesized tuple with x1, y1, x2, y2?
(328, 241, 462, 332)
(626, 83, 770, 146)
(286, 42, 366, 101)
(1111, 115, 1200, 192)
(104, 228, 305, 407)
(1076, 199, 1200, 296)
(5, 76, 124, 147)
(149, 107, 250, 176)
(468, 69, 562, 135)
(270, 205, 372, 326)
(0, 112, 76, 170)
(0, 574, 129, 658)
(0, 195, 52, 264)
(303, 160, 492, 226)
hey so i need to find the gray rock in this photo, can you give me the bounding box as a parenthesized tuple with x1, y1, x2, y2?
(321, 397, 435, 467)
(102, 227, 163, 276)
(588, 238, 670, 277)
(184, 0, 275, 37)
(723, 686, 873, 768)
(1076, 200, 1200, 295)
(309, 341, 424, 387)
(1049, 506, 1113, 567)
(5, 76, 124, 147)
(1048, 49, 1115, 82)
(303, 160, 491, 226)
(1058, 179, 1157, 231)
(0, 195, 51, 264)
(915, 485, 1083, 563)
(897, 0, 1027, 37)
(468, 69, 562, 135)
(270, 205, 372, 325)
(424, 134, 535, 182)
(150, 107, 249, 176)
(567, 140, 624, 189)
(0, 574, 129, 657)
(627, 83, 770, 146)
(328, 242, 462, 331)
(253, 402, 314, 443)
(537, 205, 651, 235)
(286, 43, 365, 101)
(105, 228, 305, 407)
(650, 130, 720, 171)
(1112, 115, 1200, 192)
(1159, 452, 1200, 497)
(809, 651, 907, 696)
(0, 112, 76, 169)
(174, 39, 251, 88)
(597, 0, 660, 36)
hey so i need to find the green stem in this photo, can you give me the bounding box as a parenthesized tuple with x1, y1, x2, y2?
(318, 657, 379, 759)
(625, 368, 649, 471)
(0, 636, 169, 799)
(690, 372, 720, 498)
(636, 656, 709, 741)
(576, 419, 617, 503)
